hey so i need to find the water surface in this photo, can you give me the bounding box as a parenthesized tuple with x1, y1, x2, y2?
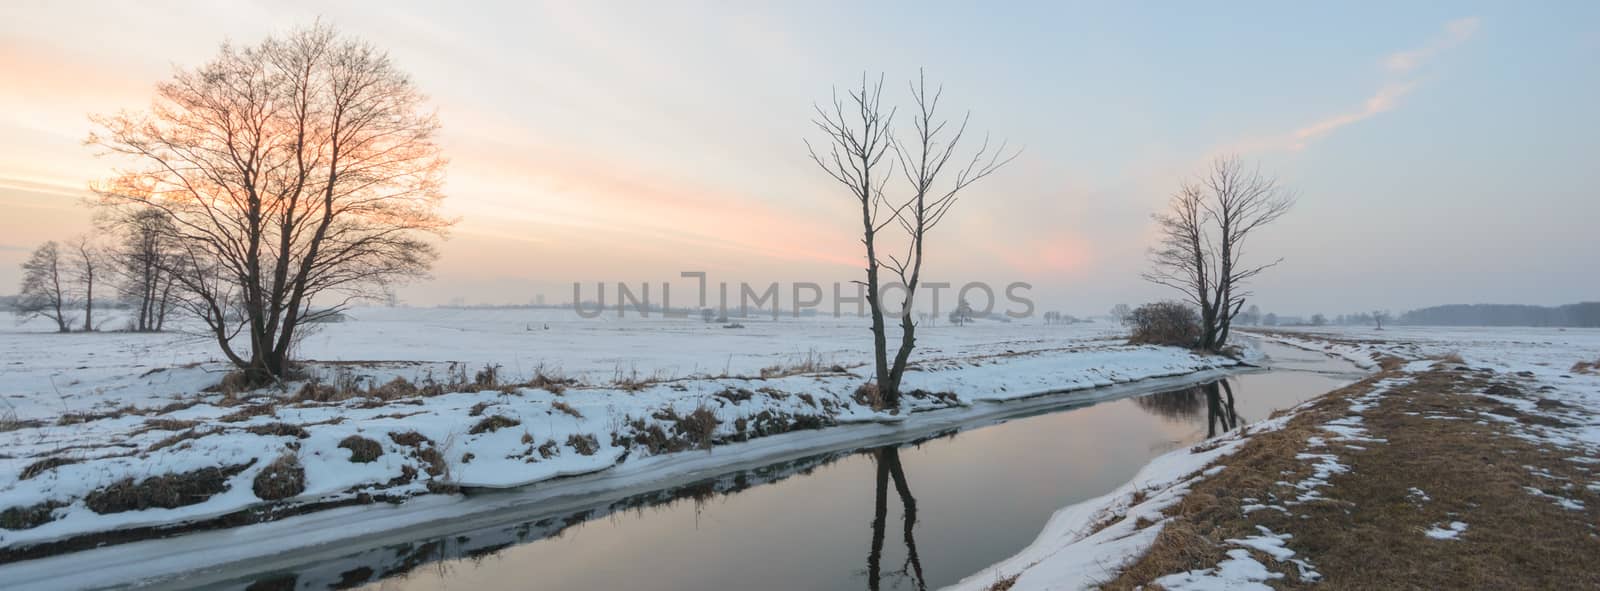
(212, 342, 1354, 591)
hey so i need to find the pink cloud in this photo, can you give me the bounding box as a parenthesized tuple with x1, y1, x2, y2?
(1290, 82, 1415, 149)
(1384, 17, 1481, 73)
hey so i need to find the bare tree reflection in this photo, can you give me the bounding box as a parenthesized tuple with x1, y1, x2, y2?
(1205, 380, 1240, 437)
(1133, 380, 1242, 438)
(865, 447, 926, 591)
(1132, 384, 1206, 420)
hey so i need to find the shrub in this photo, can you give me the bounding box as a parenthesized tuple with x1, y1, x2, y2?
(253, 453, 306, 500)
(388, 430, 431, 447)
(338, 435, 384, 463)
(1127, 302, 1201, 348)
(86, 462, 253, 513)
(566, 433, 600, 456)
(469, 415, 520, 435)
(0, 500, 65, 530)
(675, 405, 720, 450)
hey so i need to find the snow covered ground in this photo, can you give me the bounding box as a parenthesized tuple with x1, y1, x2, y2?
(946, 325, 1600, 591)
(1, 307, 1132, 422)
(0, 307, 1242, 566)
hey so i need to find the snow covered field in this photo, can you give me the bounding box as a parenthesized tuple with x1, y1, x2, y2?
(1, 306, 1135, 422)
(948, 325, 1600, 590)
(0, 307, 1242, 569)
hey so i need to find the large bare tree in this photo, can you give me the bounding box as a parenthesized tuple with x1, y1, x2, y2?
(15, 241, 74, 332)
(809, 72, 1014, 410)
(88, 23, 451, 382)
(1143, 156, 1294, 351)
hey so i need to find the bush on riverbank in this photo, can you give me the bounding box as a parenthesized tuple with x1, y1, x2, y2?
(1128, 302, 1201, 348)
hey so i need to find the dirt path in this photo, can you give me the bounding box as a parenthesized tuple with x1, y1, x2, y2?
(1104, 342, 1600, 589)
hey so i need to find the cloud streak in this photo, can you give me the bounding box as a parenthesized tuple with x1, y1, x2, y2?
(1385, 17, 1480, 73)
(1281, 17, 1478, 151)
(1291, 82, 1415, 149)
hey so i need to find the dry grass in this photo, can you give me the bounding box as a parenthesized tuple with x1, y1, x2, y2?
(218, 403, 276, 423)
(537, 438, 560, 459)
(852, 382, 882, 409)
(1103, 363, 1600, 590)
(388, 430, 431, 448)
(985, 574, 1020, 591)
(468, 415, 520, 435)
(0, 500, 66, 530)
(756, 350, 844, 378)
(19, 456, 80, 480)
(550, 400, 583, 419)
(85, 462, 254, 514)
(337, 435, 384, 463)
(522, 365, 578, 394)
(610, 365, 660, 392)
(1571, 358, 1600, 375)
(141, 418, 200, 432)
(252, 453, 306, 501)
(146, 426, 223, 452)
(613, 402, 738, 455)
(566, 433, 600, 456)
(244, 422, 310, 439)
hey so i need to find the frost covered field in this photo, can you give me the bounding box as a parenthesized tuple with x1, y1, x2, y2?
(951, 325, 1600, 590)
(0, 306, 1238, 575)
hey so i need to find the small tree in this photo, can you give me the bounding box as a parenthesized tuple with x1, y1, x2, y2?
(1263, 312, 1279, 326)
(1373, 310, 1390, 330)
(1311, 313, 1327, 326)
(111, 208, 180, 332)
(1110, 303, 1132, 325)
(948, 297, 975, 327)
(69, 235, 103, 332)
(16, 242, 73, 332)
(1239, 304, 1261, 326)
(1127, 302, 1201, 347)
(808, 71, 1014, 410)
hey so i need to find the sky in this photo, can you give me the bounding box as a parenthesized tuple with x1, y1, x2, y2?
(1, 1, 1597, 318)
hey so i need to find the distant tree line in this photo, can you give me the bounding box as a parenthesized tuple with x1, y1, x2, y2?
(1397, 303, 1600, 328)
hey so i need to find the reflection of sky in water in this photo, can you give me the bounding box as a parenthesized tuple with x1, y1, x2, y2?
(334, 350, 1354, 591)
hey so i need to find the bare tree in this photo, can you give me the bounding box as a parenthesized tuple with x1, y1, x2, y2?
(88, 23, 451, 383)
(807, 74, 898, 407)
(1143, 156, 1293, 351)
(16, 241, 73, 332)
(69, 235, 103, 332)
(110, 208, 181, 332)
(808, 71, 1015, 410)
(1110, 303, 1132, 325)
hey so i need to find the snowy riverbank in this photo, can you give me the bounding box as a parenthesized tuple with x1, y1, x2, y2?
(948, 326, 1600, 590)
(0, 307, 1241, 575)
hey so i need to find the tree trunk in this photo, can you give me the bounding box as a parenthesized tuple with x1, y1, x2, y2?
(82, 269, 93, 332)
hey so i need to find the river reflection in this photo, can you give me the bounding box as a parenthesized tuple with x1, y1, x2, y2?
(1133, 379, 1240, 437)
(866, 447, 924, 591)
(199, 347, 1350, 591)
